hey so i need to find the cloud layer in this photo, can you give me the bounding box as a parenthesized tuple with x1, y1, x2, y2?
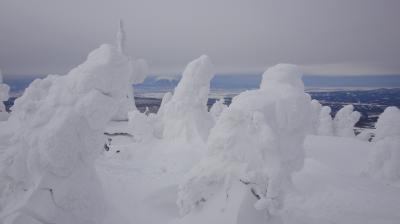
(0, 0, 399, 75)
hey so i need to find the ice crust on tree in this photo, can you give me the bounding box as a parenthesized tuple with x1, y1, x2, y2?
(0, 41, 137, 223)
(161, 55, 215, 142)
(177, 64, 316, 220)
(333, 104, 361, 137)
(0, 69, 10, 121)
(367, 106, 400, 182)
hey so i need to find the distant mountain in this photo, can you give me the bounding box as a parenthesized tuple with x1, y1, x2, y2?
(2, 74, 45, 96)
(3, 74, 400, 128)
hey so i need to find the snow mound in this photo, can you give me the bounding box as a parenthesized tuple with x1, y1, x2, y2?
(161, 55, 215, 142)
(0, 69, 10, 121)
(177, 64, 316, 222)
(367, 106, 400, 183)
(0, 42, 136, 223)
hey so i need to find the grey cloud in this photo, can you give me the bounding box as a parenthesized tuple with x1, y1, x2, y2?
(0, 0, 399, 75)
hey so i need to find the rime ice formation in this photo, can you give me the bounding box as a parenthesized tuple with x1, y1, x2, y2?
(0, 42, 137, 224)
(209, 98, 227, 121)
(158, 92, 173, 116)
(177, 64, 316, 221)
(333, 104, 361, 137)
(161, 55, 215, 142)
(153, 92, 173, 138)
(318, 106, 334, 136)
(112, 20, 148, 121)
(367, 106, 400, 182)
(0, 69, 10, 121)
(310, 99, 322, 134)
(116, 20, 126, 54)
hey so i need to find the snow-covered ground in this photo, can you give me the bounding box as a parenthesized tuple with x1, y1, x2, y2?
(95, 123, 400, 224)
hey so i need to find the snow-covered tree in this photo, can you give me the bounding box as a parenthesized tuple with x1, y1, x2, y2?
(177, 64, 316, 222)
(333, 104, 361, 137)
(0, 41, 140, 223)
(0, 69, 10, 121)
(367, 106, 400, 182)
(161, 55, 215, 142)
(112, 20, 148, 121)
(309, 99, 322, 134)
(318, 106, 334, 136)
(116, 19, 126, 54)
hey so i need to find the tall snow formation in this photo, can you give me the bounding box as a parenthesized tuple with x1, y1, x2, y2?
(318, 106, 334, 136)
(309, 99, 322, 134)
(116, 20, 126, 54)
(161, 55, 215, 141)
(177, 64, 316, 220)
(112, 20, 148, 121)
(0, 69, 10, 121)
(209, 98, 227, 121)
(153, 92, 173, 138)
(367, 106, 400, 182)
(333, 104, 361, 137)
(0, 43, 137, 223)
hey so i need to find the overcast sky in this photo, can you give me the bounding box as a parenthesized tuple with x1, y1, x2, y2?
(0, 0, 399, 76)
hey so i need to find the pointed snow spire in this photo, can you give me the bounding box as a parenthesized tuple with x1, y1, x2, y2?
(116, 19, 126, 54)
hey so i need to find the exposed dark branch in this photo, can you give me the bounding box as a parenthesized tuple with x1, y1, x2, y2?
(104, 132, 133, 137)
